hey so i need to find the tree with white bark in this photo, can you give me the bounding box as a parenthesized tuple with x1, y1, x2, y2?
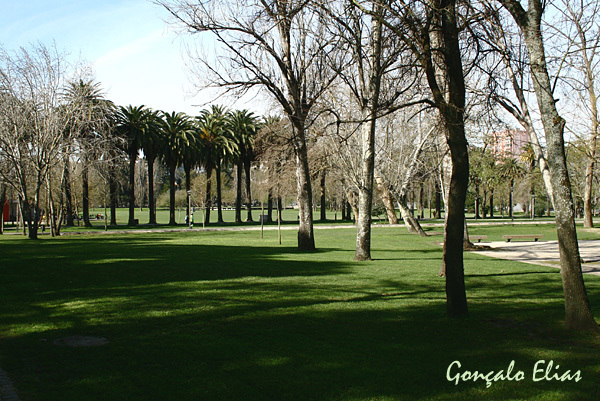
(499, 0, 598, 331)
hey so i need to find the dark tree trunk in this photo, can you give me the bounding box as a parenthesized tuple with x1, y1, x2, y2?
(583, 154, 595, 228)
(419, 184, 425, 218)
(64, 159, 74, 226)
(22, 199, 35, 240)
(509, 179, 514, 218)
(425, 0, 468, 318)
(128, 153, 136, 226)
(500, 0, 597, 330)
(235, 161, 243, 223)
(474, 183, 480, 219)
(148, 156, 157, 225)
(320, 170, 327, 222)
(28, 183, 43, 240)
(489, 190, 494, 218)
(435, 182, 442, 219)
(185, 165, 192, 221)
(205, 165, 212, 225)
(0, 184, 6, 235)
(216, 163, 224, 223)
(277, 197, 283, 222)
(441, 125, 469, 318)
(267, 190, 273, 223)
(169, 163, 176, 225)
(82, 164, 92, 228)
(109, 165, 117, 226)
(244, 158, 253, 222)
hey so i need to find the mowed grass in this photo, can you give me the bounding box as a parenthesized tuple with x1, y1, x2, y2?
(1, 226, 600, 401)
(68, 207, 358, 229)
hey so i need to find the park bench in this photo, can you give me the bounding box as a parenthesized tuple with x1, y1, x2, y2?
(469, 235, 488, 243)
(501, 234, 544, 242)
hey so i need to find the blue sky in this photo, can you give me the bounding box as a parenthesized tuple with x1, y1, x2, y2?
(0, 0, 221, 114)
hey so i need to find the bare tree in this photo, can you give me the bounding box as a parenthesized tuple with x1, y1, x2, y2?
(547, 0, 600, 228)
(158, 0, 339, 250)
(478, 5, 555, 208)
(499, 0, 598, 331)
(0, 44, 78, 239)
(322, 0, 424, 260)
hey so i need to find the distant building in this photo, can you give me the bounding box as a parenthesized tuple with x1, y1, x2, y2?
(491, 129, 529, 159)
(2, 200, 19, 223)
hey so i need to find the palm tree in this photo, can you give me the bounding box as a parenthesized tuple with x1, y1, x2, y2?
(116, 105, 154, 226)
(498, 158, 525, 219)
(181, 122, 202, 222)
(140, 110, 162, 225)
(65, 79, 113, 228)
(229, 110, 260, 222)
(158, 111, 194, 225)
(197, 105, 237, 224)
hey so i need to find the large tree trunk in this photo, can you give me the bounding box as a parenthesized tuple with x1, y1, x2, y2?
(235, 161, 243, 223)
(216, 162, 224, 223)
(354, 4, 383, 261)
(355, 114, 377, 261)
(428, 0, 469, 318)
(244, 158, 253, 222)
(148, 156, 157, 225)
(292, 122, 316, 251)
(128, 153, 136, 226)
(501, 0, 597, 330)
(442, 126, 469, 317)
(82, 163, 92, 228)
(169, 163, 176, 225)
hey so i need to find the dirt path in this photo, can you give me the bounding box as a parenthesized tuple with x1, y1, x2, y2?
(470, 240, 600, 276)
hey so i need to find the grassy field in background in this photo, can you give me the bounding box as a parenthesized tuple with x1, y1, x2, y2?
(1, 225, 600, 400)
(2, 206, 562, 232)
(74, 207, 357, 229)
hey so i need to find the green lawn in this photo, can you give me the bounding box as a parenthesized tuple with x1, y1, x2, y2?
(79, 207, 358, 227)
(1, 225, 599, 400)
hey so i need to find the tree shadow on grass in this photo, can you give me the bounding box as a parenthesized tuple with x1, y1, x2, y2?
(3, 289, 599, 401)
(1, 235, 600, 401)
